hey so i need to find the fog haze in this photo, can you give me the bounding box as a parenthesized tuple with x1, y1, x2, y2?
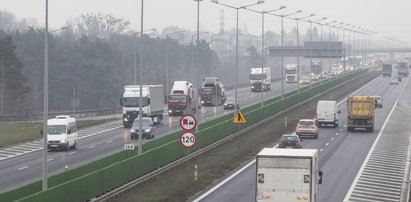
(1, 0, 410, 43)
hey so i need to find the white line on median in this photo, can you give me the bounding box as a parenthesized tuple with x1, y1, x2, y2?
(89, 145, 96, 149)
(47, 158, 53, 162)
(326, 143, 329, 146)
(106, 140, 113, 143)
(17, 166, 29, 171)
(343, 77, 409, 201)
(67, 152, 76, 155)
(192, 159, 256, 202)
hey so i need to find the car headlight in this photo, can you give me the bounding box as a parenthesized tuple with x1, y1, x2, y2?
(131, 129, 136, 132)
(60, 140, 66, 143)
(224, 103, 227, 106)
(144, 129, 151, 133)
(251, 86, 254, 88)
(123, 118, 128, 122)
(168, 110, 172, 113)
(201, 101, 204, 104)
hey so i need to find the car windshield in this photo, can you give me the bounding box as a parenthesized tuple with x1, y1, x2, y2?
(168, 95, 187, 103)
(226, 97, 235, 102)
(249, 74, 265, 80)
(201, 88, 214, 94)
(299, 121, 314, 126)
(132, 119, 151, 128)
(374, 97, 381, 100)
(122, 97, 148, 107)
(47, 125, 66, 135)
(281, 136, 299, 142)
(285, 69, 297, 74)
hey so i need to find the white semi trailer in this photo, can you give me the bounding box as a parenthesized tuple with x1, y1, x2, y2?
(120, 85, 164, 128)
(249, 67, 271, 92)
(256, 148, 322, 202)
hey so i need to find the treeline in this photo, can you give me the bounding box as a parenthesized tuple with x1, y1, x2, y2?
(0, 13, 219, 114)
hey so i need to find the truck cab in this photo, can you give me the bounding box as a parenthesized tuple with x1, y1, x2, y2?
(168, 81, 196, 116)
(285, 65, 298, 83)
(249, 67, 271, 92)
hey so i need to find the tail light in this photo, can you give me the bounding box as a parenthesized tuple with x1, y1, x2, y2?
(296, 142, 301, 146)
(311, 126, 317, 129)
(334, 113, 336, 119)
(279, 141, 284, 145)
(296, 126, 302, 129)
(367, 120, 374, 124)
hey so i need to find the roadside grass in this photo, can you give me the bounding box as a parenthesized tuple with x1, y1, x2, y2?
(0, 118, 119, 148)
(113, 72, 379, 202)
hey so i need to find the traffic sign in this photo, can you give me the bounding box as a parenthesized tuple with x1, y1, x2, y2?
(180, 114, 197, 131)
(124, 144, 135, 150)
(233, 111, 247, 123)
(180, 131, 197, 148)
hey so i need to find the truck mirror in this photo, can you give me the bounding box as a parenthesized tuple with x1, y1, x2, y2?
(120, 98, 124, 106)
(67, 129, 71, 135)
(319, 170, 323, 184)
(147, 98, 151, 105)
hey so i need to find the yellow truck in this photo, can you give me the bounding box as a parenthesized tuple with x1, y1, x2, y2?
(347, 96, 375, 132)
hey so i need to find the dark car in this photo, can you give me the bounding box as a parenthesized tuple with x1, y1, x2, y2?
(224, 96, 239, 110)
(278, 134, 302, 149)
(130, 117, 155, 139)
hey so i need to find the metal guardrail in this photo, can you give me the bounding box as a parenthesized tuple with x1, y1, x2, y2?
(90, 72, 366, 202)
(0, 78, 282, 122)
(0, 108, 122, 122)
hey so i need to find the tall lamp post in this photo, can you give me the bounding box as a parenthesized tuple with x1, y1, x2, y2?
(211, 0, 265, 117)
(295, 13, 315, 88)
(138, 0, 144, 155)
(166, 30, 185, 96)
(245, 6, 286, 107)
(280, 10, 302, 97)
(42, 0, 49, 191)
(309, 17, 327, 84)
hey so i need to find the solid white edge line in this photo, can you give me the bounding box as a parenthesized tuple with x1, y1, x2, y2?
(192, 159, 256, 202)
(192, 73, 381, 202)
(17, 166, 29, 171)
(343, 77, 408, 202)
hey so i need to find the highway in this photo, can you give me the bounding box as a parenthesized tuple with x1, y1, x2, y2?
(191, 75, 410, 202)
(0, 79, 302, 192)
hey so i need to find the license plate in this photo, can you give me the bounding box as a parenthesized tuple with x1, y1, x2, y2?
(50, 145, 58, 147)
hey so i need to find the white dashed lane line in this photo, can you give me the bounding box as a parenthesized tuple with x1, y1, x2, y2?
(89, 145, 96, 149)
(17, 166, 29, 171)
(106, 140, 113, 143)
(336, 133, 339, 136)
(326, 143, 329, 146)
(340, 128, 343, 131)
(47, 158, 53, 162)
(320, 148, 324, 152)
(67, 152, 76, 155)
(331, 138, 334, 141)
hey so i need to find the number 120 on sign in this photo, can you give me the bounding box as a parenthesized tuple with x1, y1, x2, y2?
(180, 131, 197, 148)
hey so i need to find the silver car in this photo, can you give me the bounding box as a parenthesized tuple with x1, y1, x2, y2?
(390, 77, 399, 85)
(373, 96, 383, 108)
(296, 119, 319, 139)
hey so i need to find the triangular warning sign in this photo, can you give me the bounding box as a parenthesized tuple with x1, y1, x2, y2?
(233, 111, 247, 123)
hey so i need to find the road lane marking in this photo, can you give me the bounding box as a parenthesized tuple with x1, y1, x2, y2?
(67, 152, 76, 155)
(89, 145, 96, 149)
(344, 77, 408, 201)
(337, 76, 380, 105)
(344, 124, 347, 127)
(106, 140, 113, 143)
(326, 143, 329, 146)
(192, 159, 256, 202)
(340, 129, 343, 131)
(18, 166, 29, 171)
(331, 138, 334, 141)
(336, 133, 339, 136)
(47, 158, 53, 162)
(320, 148, 324, 152)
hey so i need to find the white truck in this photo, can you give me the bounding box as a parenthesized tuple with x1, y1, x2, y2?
(256, 148, 322, 202)
(120, 85, 164, 128)
(285, 64, 298, 83)
(167, 81, 196, 116)
(249, 67, 271, 92)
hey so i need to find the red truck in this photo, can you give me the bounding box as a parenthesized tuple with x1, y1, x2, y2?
(199, 77, 226, 107)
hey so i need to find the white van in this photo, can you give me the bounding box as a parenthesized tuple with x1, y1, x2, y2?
(47, 115, 78, 151)
(316, 100, 340, 127)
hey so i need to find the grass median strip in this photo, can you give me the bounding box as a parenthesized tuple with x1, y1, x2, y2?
(113, 72, 379, 202)
(0, 118, 119, 148)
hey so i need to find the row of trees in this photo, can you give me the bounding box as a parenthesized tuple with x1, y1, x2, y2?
(0, 11, 219, 114)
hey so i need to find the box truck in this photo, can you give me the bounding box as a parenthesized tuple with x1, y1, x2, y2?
(249, 67, 271, 92)
(256, 148, 321, 202)
(120, 85, 164, 128)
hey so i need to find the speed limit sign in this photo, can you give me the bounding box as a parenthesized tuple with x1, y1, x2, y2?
(180, 131, 197, 148)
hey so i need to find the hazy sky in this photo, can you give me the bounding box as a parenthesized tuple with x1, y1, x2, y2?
(1, 0, 410, 44)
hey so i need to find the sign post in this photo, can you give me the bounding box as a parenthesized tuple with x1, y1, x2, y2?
(180, 115, 197, 181)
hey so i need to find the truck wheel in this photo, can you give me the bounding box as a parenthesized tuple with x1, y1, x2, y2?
(71, 141, 77, 149)
(66, 143, 70, 151)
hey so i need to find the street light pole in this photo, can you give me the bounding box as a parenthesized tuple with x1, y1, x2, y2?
(211, 0, 265, 117)
(295, 14, 314, 88)
(138, 0, 144, 155)
(245, 6, 285, 107)
(42, 0, 49, 191)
